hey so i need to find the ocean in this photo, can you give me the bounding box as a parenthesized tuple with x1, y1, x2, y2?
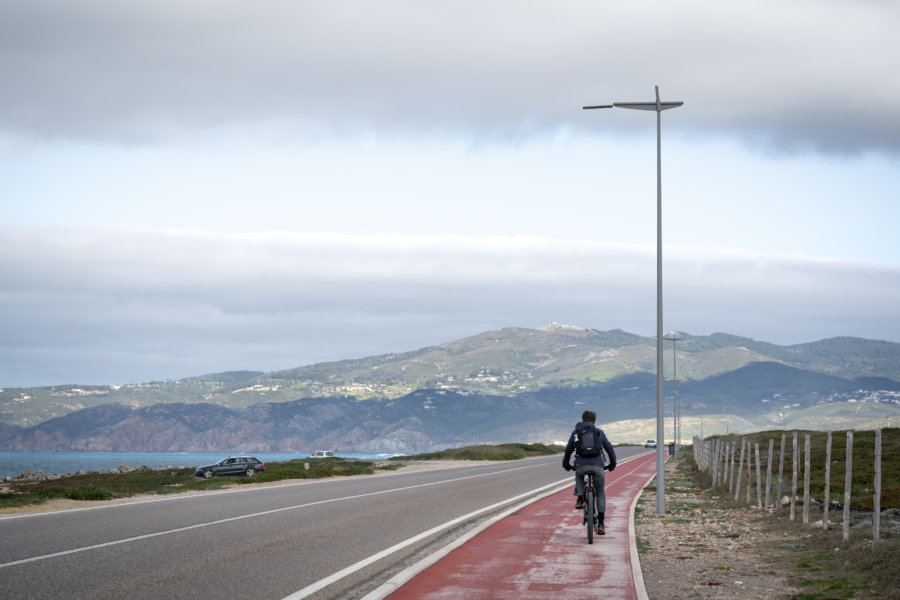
(0, 451, 401, 479)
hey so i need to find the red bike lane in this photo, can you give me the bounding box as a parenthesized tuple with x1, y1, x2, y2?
(375, 451, 659, 600)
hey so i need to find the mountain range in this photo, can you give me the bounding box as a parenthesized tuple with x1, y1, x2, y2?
(2, 323, 899, 453)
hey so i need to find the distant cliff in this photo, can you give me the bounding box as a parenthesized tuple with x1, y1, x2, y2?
(0, 390, 570, 454)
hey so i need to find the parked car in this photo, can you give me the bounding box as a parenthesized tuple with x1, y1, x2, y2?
(195, 456, 265, 478)
(644, 439, 657, 448)
(309, 450, 336, 458)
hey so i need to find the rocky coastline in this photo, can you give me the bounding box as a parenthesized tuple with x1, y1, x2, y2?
(3, 463, 153, 483)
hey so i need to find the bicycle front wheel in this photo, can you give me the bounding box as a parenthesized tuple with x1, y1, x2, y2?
(585, 485, 595, 544)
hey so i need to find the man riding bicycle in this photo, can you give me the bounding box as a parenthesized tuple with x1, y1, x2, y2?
(562, 410, 616, 534)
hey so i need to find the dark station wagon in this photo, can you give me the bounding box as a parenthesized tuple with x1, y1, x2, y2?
(195, 456, 265, 479)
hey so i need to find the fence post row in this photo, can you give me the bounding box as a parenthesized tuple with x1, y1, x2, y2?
(692, 429, 883, 547)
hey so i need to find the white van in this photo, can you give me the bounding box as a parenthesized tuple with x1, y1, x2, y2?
(310, 451, 336, 458)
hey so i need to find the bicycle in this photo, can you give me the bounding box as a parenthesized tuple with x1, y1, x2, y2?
(577, 466, 608, 544)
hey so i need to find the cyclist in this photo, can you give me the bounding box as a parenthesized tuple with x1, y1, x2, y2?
(562, 410, 616, 533)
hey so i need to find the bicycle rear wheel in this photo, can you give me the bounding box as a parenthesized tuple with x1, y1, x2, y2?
(593, 483, 604, 535)
(585, 484, 595, 544)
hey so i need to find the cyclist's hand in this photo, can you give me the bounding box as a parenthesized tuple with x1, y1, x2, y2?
(606, 464, 615, 472)
(563, 464, 574, 472)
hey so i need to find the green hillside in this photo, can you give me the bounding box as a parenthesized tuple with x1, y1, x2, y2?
(2, 324, 899, 428)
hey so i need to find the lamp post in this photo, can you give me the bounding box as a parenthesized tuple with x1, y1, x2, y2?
(664, 333, 681, 458)
(584, 86, 683, 516)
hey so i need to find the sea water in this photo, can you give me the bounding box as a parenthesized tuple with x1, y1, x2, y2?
(0, 451, 402, 479)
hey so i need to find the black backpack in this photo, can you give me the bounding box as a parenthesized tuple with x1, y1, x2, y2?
(575, 424, 603, 458)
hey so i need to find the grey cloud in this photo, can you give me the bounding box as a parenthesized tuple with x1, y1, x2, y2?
(2, 225, 898, 387)
(1, 1, 897, 154)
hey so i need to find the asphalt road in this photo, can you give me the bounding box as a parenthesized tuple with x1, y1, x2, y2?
(0, 448, 644, 599)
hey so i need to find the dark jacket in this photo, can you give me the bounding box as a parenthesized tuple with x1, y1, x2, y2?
(562, 421, 616, 469)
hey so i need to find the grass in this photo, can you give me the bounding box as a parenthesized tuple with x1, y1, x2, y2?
(778, 523, 900, 599)
(0, 458, 396, 510)
(635, 536, 651, 554)
(393, 442, 564, 461)
(1, 442, 556, 510)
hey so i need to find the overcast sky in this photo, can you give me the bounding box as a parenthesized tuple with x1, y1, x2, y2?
(2, 1, 899, 388)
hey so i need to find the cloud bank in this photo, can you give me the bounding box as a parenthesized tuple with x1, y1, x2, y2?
(2, 225, 898, 387)
(1, 1, 898, 154)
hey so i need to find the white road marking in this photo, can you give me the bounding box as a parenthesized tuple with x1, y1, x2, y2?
(281, 478, 573, 600)
(286, 452, 650, 600)
(0, 461, 544, 569)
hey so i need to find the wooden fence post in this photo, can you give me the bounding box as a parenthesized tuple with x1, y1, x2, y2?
(874, 429, 882, 549)
(755, 442, 763, 508)
(720, 440, 727, 487)
(765, 438, 774, 509)
(746, 442, 753, 504)
(714, 439, 720, 484)
(843, 431, 853, 543)
(724, 440, 730, 491)
(803, 434, 811, 525)
(728, 441, 735, 494)
(824, 431, 832, 530)
(718, 439, 724, 484)
(791, 431, 798, 521)
(776, 433, 786, 510)
(735, 438, 745, 502)
(698, 438, 703, 470)
(714, 439, 722, 486)
(704, 439, 709, 471)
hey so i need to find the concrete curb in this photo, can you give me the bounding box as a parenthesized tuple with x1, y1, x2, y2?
(628, 466, 661, 600)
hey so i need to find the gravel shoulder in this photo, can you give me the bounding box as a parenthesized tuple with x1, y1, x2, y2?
(635, 457, 801, 599)
(634, 453, 900, 600)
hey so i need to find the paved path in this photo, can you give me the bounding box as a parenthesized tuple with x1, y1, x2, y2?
(370, 451, 659, 600)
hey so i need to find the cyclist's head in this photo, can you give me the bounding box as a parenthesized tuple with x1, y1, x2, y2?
(582, 410, 596, 423)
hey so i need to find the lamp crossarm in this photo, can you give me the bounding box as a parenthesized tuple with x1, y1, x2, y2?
(613, 101, 683, 111)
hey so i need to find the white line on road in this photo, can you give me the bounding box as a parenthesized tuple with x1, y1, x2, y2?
(286, 452, 650, 600)
(0, 461, 544, 570)
(281, 478, 573, 600)
(0, 457, 542, 521)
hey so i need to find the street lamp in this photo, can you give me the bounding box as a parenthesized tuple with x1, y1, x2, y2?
(584, 85, 683, 516)
(664, 333, 681, 458)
